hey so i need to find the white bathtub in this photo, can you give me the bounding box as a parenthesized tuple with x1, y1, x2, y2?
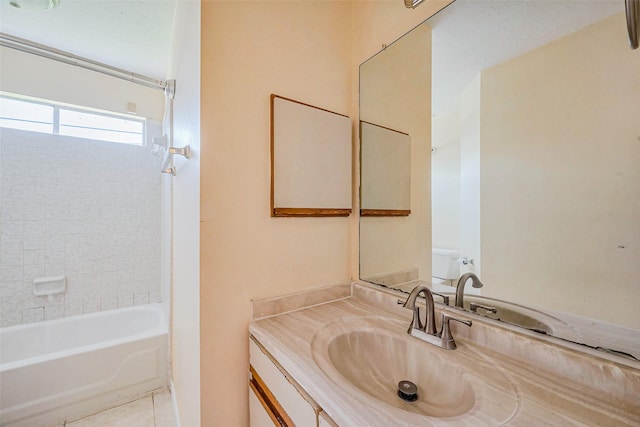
(0, 304, 168, 427)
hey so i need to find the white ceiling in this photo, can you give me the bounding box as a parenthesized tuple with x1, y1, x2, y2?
(0, 0, 177, 80)
(1, 0, 626, 105)
(428, 0, 625, 117)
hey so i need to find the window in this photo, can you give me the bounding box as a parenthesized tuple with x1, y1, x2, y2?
(0, 93, 146, 145)
(0, 97, 54, 133)
(59, 109, 144, 144)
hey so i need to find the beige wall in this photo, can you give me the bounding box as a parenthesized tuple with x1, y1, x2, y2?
(200, 2, 352, 425)
(199, 1, 451, 425)
(480, 13, 640, 327)
(0, 47, 164, 120)
(350, 0, 451, 65)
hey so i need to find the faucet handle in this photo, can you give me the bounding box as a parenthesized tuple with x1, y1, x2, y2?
(440, 313, 472, 350)
(431, 292, 450, 306)
(469, 302, 497, 314)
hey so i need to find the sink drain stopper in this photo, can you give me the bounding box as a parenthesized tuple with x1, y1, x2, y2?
(397, 380, 418, 402)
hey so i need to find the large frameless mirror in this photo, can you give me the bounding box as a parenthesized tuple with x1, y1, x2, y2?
(359, 0, 640, 361)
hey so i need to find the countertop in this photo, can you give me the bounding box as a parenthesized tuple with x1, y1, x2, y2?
(249, 283, 640, 426)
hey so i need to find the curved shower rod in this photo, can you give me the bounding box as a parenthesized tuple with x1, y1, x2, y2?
(0, 32, 169, 90)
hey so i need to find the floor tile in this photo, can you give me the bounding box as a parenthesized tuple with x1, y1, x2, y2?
(67, 396, 154, 427)
(153, 390, 177, 427)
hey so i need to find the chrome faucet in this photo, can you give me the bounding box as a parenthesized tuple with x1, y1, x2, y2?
(455, 273, 484, 309)
(403, 285, 437, 335)
(403, 285, 472, 350)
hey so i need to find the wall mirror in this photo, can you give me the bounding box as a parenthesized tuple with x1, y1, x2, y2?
(359, 0, 640, 360)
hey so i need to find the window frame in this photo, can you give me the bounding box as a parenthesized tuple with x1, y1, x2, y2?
(0, 92, 147, 146)
(0, 95, 56, 133)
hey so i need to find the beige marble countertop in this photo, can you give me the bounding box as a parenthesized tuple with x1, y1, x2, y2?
(249, 283, 640, 426)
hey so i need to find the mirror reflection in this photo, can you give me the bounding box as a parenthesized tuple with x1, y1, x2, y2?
(360, 0, 640, 360)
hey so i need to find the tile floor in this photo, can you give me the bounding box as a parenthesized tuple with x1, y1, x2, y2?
(56, 389, 176, 427)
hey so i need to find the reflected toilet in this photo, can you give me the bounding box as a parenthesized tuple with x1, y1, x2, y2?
(431, 248, 460, 292)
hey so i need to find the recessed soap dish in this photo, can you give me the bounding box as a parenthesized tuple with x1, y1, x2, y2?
(33, 276, 67, 296)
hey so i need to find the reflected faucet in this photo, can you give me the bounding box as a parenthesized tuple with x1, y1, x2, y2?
(455, 273, 484, 309)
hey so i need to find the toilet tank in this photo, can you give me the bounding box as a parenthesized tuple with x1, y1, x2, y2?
(432, 248, 460, 280)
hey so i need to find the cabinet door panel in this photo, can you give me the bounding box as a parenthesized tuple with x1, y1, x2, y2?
(249, 339, 318, 426)
(250, 384, 278, 427)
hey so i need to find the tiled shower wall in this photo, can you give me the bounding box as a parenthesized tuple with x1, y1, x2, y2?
(0, 126, 162, 327)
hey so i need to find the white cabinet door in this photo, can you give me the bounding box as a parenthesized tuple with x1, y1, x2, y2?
(249, 385, 277, 427)
(249, 338, 318, 426)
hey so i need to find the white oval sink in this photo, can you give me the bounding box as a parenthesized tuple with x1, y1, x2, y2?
(327, 329, 475, 417)
(311, 316, 519, 422)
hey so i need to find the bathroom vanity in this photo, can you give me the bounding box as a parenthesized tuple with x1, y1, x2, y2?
(249, 283, 639, 426)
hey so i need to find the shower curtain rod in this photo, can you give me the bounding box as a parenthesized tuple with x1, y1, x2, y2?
(0, 32, 168, 92)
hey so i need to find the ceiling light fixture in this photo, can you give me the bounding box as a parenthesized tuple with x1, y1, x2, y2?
(8, 0, 59, 12)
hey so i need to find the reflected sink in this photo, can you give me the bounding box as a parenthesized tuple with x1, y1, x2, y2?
(458, 296, 570, 335)
(311, 316, 519, 422)
(395, 281, 575, 337)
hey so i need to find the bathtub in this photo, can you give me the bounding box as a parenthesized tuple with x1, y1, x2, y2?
(0, 304, 168, 427)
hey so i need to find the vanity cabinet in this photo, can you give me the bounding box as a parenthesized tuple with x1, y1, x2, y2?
(249, 337, 336, 427)
(318, 412, 338, 427)
(249, 385, 278, 427)
(250, 283, 640, 426)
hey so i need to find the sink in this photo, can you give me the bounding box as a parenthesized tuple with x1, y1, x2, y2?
(327, 328, 475, 417)
(311, 316, 519, 423)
